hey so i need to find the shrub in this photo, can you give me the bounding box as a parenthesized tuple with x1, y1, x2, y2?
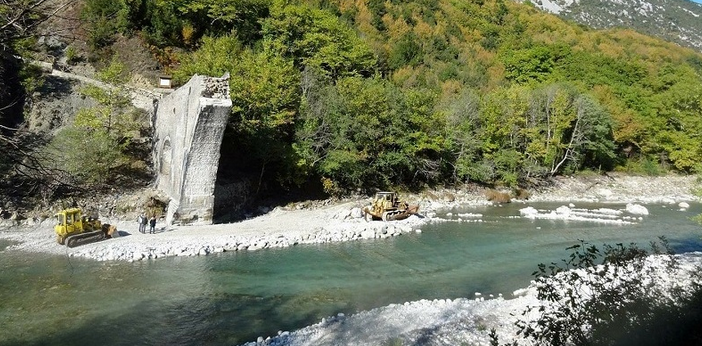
(485, 189, 511, 203)
(619, 157, 664, 176)
(512, 188, 530, 200)
(43, 126, 125, 186)
(321, 177, 341, 197)
(65, 45, 80, 65)
(491, 238, 702, 346)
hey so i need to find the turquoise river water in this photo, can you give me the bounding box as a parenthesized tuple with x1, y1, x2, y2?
(1, 202, 701, 346)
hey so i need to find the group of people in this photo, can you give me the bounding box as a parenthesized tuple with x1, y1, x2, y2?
(137, 214, 157, 234)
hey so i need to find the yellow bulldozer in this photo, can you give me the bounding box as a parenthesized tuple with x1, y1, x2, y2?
(363, 191, 419, 221)
(54, 208, 117, 247)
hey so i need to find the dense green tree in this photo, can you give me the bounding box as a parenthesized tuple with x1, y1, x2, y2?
(295, 73, 444, 192)
(228, 49, 301, 189)
(366, 0, 387, 31)
(648, 64, 702, 172)
(81, 0, 132, 52)
(441, 89, 485, 182)
(44, 59, 147, 187)
(503, 45, 555, 84)
(172, 35, 243, 82)
(141, 1, 188, 46)
(149, 0, 702, 193)
(171, 0, 270, 42)
(44, 127, 125, 185)
(477, 86, 529, 185)
(261, 0, 376, 78)
(388, 32, 423, 69)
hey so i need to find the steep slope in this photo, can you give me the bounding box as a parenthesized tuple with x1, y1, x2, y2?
(521, 0, 702, 51)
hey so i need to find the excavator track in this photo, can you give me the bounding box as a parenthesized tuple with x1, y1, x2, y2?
(381, 210, 403, 221)
(65, 230, 105, 248)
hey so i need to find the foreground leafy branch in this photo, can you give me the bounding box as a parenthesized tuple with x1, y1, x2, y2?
(491, 238, 702, 346)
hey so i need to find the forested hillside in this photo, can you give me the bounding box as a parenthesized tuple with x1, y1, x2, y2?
(3, 0, 702, 203)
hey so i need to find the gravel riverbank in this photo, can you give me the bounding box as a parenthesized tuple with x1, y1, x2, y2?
(1, 174, 700, 346)
(0, 174, 699, 262)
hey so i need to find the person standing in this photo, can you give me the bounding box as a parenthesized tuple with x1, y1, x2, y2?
(137, 214, 145, 234)
(140, 213, 148, 234)
(149, 216, 157, 234)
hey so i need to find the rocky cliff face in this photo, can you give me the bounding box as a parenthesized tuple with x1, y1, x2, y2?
(520, 0, 702, 51)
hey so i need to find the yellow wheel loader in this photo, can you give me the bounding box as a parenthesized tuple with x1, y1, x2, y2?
(54, 208, 117, 248)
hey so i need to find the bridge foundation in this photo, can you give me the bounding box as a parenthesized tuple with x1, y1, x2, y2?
(152, 74, 231, 226)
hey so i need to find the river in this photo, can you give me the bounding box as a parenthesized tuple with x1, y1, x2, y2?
(1, 202, 701, 346)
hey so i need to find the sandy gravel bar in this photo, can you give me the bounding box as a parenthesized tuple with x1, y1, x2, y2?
(0, 174, 699, 262)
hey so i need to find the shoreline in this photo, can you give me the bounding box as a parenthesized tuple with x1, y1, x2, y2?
(239, 252, 702, 346)
(0, 174, 699, 262)
(1, 174, 701, 346)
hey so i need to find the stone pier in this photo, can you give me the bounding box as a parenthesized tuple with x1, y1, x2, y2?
(152, 74, 231, 226)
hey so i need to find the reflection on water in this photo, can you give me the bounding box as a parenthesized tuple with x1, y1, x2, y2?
(1, 202, 701, 345)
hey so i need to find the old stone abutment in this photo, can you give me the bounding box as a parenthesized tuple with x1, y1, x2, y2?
(152, 74, 231, 226)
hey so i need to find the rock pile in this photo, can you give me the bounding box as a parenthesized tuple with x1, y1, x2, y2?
(67, 214, 427, 262)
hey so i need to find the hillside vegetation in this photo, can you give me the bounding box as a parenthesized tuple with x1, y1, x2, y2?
(523, 0, 702, 52)
(2, 0, 702, 206)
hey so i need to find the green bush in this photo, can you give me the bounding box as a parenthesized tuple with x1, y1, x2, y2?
(619, 157, 664, 176)
(81, 0, 130, 53)
(65, 45, 80, 65)
(491, 238, 702, 346)
(388, 32, 422, 69)
(44, 126, 125, 186)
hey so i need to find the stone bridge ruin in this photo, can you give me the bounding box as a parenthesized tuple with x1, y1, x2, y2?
(152, 74, 231, 226)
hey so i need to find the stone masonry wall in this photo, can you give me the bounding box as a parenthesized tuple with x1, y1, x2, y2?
(152, 74, 231, 226)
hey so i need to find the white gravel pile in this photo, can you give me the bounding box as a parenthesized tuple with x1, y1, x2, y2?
(527, 174, 699, 204)
(518, 203, 647, 224)
(241, 296, 538, 346)
(0, 203, 430, 261)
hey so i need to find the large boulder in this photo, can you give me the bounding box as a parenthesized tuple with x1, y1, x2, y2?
(625, 203, 649, 215)
(350, 207, 364, 219)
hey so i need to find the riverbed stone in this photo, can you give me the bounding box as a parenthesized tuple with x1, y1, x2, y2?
(350, 207, 364, 218)
(335, 209, 351, 219)
(360, 229, 375, 239)
(626, 203, 649, 215)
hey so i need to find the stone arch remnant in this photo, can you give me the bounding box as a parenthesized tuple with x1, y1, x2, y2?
(152, 74, 232, 226)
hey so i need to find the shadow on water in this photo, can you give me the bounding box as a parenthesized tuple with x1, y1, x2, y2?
(2, 291, 343, 346)
(671, 236, 702, 254)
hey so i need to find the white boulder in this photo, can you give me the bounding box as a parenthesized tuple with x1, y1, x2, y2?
(350, 207, 364, 219)
(626, 203, 649, 215)
(360, 229, 375, 239)
(555, 205, 571, 216)
(519, 206, 539, 218)
(597, 188, 613, 198)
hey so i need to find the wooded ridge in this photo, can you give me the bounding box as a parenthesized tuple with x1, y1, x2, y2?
(1, 0, 701, 209)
